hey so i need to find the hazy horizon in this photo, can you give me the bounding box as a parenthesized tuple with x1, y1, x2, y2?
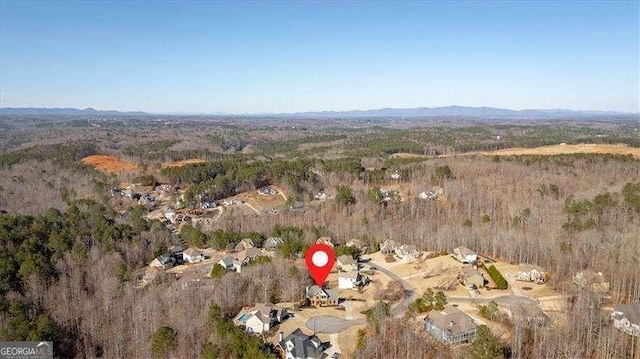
(1, 1, 638, 113)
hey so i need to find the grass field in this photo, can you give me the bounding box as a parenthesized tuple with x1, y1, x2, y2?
(391, 143, 640, 159)
(81, 155, 138, 172)
(484, 143, 640, 158)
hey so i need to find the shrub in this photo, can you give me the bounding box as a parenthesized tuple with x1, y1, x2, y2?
(487, 265, 508, 289)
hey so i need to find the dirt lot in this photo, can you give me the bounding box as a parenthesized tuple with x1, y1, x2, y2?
(236, 186, 288, 211)
(81, 155, 138, 172)
(483, 143, 640, 158)
(162, 158, 207, 168)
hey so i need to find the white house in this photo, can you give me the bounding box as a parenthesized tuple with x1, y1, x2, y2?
(516, 264, 547, 283)
(452, 246, 478, 264)
(380, 240, 398, 255)
(218, 256, 242, 273)
(611, 303, 640, 337)
(395, 244, 420, 262)
(163, 208, 177, 223)
(182, 248, 205, 263)
(338, 272, 365, 290)
(336, 255, 358, 272)
(233, 303, 289, 334)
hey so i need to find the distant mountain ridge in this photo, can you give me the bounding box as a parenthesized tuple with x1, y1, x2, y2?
(0, 107, 149, 116)
(1, 106, 636, 119)
(284, 106, 635, 119)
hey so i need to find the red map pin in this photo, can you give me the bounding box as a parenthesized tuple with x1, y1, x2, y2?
(304, 244, 336, 286)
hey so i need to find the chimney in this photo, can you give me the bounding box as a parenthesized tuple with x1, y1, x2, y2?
(279, 331, 284, 342)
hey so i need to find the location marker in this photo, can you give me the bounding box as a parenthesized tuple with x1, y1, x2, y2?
(304, 244, 336, 286)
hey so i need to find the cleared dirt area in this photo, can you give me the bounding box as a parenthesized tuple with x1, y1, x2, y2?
(162, 158, 208, 168)
(81, 155, 138, 172)
(237, 186, 288, 211)
(483, 143, 640, 158)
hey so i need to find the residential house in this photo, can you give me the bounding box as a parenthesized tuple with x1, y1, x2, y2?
(516, 264, 547, 283)
(123, 188, 139, 200)
(259, 187, 278, 195)
(338, 272, 365, 290)
(345, 239, 368, 253)
(611, 303, 640, 337)
(336, 255, 358, 272)
(425, 306, 478, 344)
(164, 208, 177, 223)
(235, 247, 263, 265)
(306, 285, 339, 307)
(380, 240, 398, 255)
(507, 303, 550, 327)
(460, 267, 485, 289)
(419, 187, 444, 200)
(395, 244, 420, 262)
(233, 303, 289, 334)
(218, 256, 242, 273)
(183, 248, 205, 263)
(263, 237, 284, 251)
(573, 270, 610, 293)
(452, 246, 478, 264)
(149, 254, 176, 270)
(276, 328, 326, 359)
(389, 170, 401, 180)
(313, 191, 329, 200)
(169, 244, 187, 262)
(315, 237, 334, 247)
(235, 238, 255, 252)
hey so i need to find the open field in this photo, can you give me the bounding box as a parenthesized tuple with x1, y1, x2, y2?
(162, 158, 208, 168)
(81, 155, 139, 172)
(483, 143, 640, 158)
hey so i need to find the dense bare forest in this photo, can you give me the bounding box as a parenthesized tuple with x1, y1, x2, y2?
(1, 116, 639, 358)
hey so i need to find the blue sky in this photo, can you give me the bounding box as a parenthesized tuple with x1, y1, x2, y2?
(1, 1, 638, 113)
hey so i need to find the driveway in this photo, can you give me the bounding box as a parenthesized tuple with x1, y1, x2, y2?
(305, 261, 419, 334)
(447, 294, 536, 306)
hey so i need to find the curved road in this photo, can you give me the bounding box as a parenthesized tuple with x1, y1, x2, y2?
(305, 262, 418, 334)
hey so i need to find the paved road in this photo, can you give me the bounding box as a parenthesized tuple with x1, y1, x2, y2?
(365, 262, 418, 316)
(305, 261, 418, 334)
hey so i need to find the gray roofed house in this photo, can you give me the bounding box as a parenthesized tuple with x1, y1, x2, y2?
(263, 237, 285, 250)
(218, 256, 242, 273)
(277, 328, 326, 359)
(336, 254, 358, 272)
(507, 303, 550, 327)
(425, 306, 477, 344)
(235, 247, 263, 264)
(306, 285, 339, 307)
(149, 254, 176, 270)
(611, 303, 640, 337)
(452, 246, 478, 264)
(460, 267, 485, 289)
